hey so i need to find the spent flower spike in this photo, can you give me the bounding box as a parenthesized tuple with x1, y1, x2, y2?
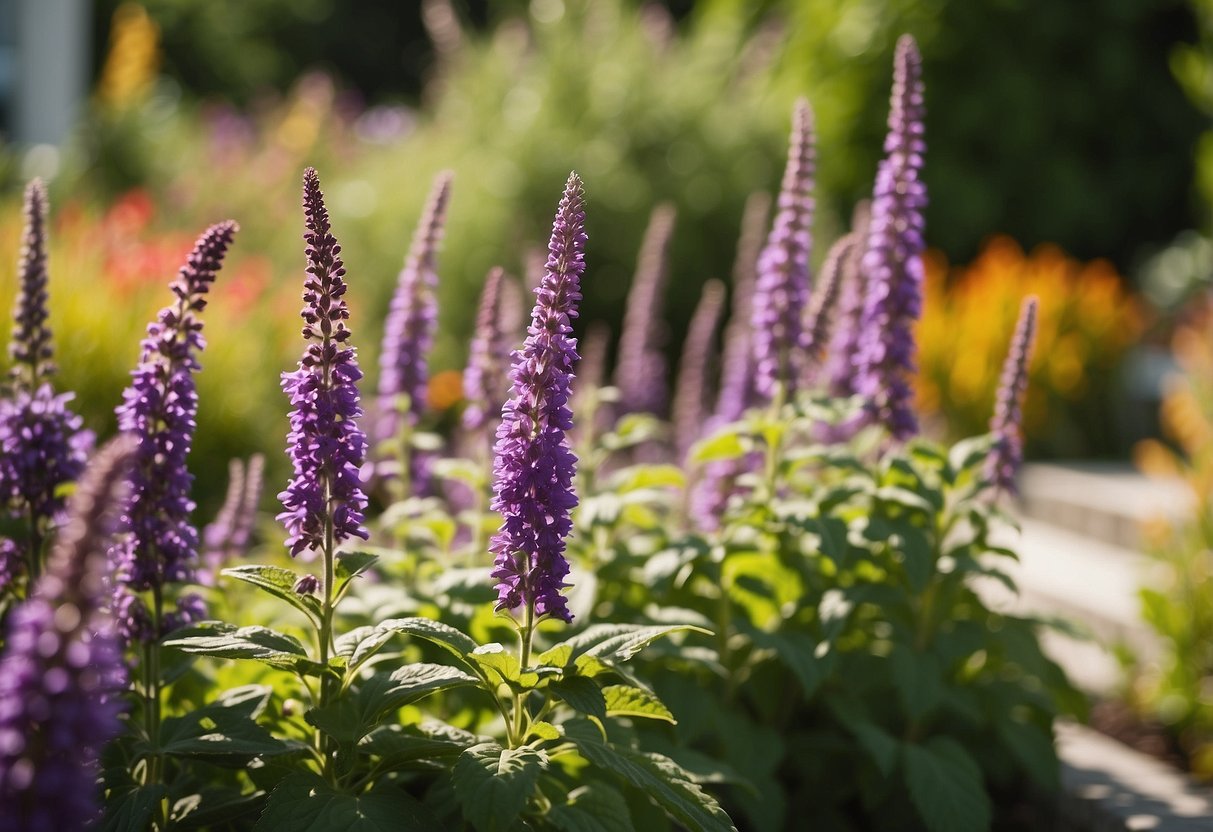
(854, 35, 927, 441)
(823, 201, 871, 398)
(0, 437, 133, 832)
(751, 99, 816, 403)
(9, 179, 54, 388)
(489, 172, 586, 623)
(986, 296, 1038, 494)
(110, 220, 237, 637)
(278, 168, 369, 558)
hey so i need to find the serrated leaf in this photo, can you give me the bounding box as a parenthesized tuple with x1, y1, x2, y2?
(99, 785, 167, 832)
(557, 624, 711, 666)
(452, 742, 547, 832)
(376, 616, 480, 660)
(565, 721, 736, 832)
(550, 676, 607, 720)
(602, 685, 675, 723)
(902, 738, 992, 832)
(528, 721, 562, 741)
(546, 784, 636, 832)
(164, 623, 318, 673)
(468, 643, 523, 684)
(159, 686, 305, 764)
(221, 565, 322, 624)
(335, 626, 398, 675)
(255, 773, 437, 831)
(308, 663, 477, 743)
(361, 721, 480, 768)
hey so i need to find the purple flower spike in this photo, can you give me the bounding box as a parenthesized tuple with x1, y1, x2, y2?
(751, 99, 816, 403)
(714, 191, 771, 427)
(615, 203, 676, 417)
(854, 35, 927, 441)
(672, 279, 726, 461)
(0, 437, 133, 832)
(9, 179, 54, 387)
(986, 297, 1038, 494)
(824, 201, 872, 399)
(462, 267, 514, 435)
(376, 171, 453, 445)
(111, 221, 237, 606)
(278, 168, 369, 558)
(489, 173, 587, 624)
(201, 453, 264, 578)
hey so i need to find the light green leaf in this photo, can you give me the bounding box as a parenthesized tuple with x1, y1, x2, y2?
(220, 565, 322, 624)
(452, 742, 547, 832)
(602, 685, 675, 723)
(554, 624, 711, 666)
(376, 616, 480, 660)
(690, 430, 747, 464)
(902, 738, 992, 832)
(527, 721, 562, 741)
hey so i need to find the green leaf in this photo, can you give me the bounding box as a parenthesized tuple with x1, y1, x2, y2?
(602, 685, 676, 723)
(896, 526, 935, 593)
(467, 642, 524, 685)
(528, 720, 562, 741)
(163, 622, 320, 673)
(996, 719, 1059, 790)
(549, 676, 607, 721)
(565, 722, 736, 832)
(749, 630, 826, 699)
(336, 550, 380, 583)
(948, 435, 993, 476)
(99, 785, 168, 832)
(335, 626, 398, 676)
(452, 742, 547, 832)
(890, 646, 943, 722)
(221, 565, 322, 624)
(308, 663, 478, 743)
(902, 738, 992, 832)
(361, 721, 481, 768)
(255, 773, 438, 831)
(690, 430, 747, 463)
(557, 624, 711, 666)
(376, 616, 480, 660)
(546, 784, 637, 832)
(159, 686, 306, 764)
(611, 464, 687, 492)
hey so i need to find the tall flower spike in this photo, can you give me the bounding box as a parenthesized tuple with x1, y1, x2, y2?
(751, 99, 816, 403)
(231, 452, 264, 554)
(9, 179, 54, 388)
(824, 200, 872, 399)
(714, 191, 771, 426)
(376, 171, 453, 446)
(614, 202, 676, 417)
(111, 221, 237, 618)
(490, 172, 586, 623)
(201, 453, 263, 578)
(672, 279, 725, 461)
(986, 297, 1038, 494)
(854, 35, 927, 441)
(462, 267, 513, 435)
(801, 232, 856, 375)
(0, 437, 133, 832)
(279, 168, 369, 558)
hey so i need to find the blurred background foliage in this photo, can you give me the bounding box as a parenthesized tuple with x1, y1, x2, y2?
(0, 0, 1208, 509)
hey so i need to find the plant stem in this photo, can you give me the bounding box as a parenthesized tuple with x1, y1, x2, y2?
(148, 583, 166, 830)
(318, 479, 336, 781)
(511, 601, 535, 746)
(25, 506, 41, 583)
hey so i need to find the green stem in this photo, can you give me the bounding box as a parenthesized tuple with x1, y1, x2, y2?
(318, 483, 336, 781)
(511, 601, 535, 747)
(148, 584, 166, 830)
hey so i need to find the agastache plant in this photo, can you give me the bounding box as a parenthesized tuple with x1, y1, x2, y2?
(854, 35, 927, 441)
(110, 220, 238, 640)
(490, 172, 586, 630)
(0, 437, 133, 832)
(376, 171, 453, 495)
(986, 296, 1038, 494)
(615, 202, 676, 417)
(0, 180, 92, 583)
(201, 453, 264, 580)
(462, 266, 513, 439)
(823, 200, 871, 399)
(801, 232, 856, 373)
(751, 98, 816, 404)
(713, 191, 770, 427)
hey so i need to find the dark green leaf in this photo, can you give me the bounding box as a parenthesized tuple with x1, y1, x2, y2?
(996, 719, 1059, 790)
(890, 646, 943, 723)
(159, 686, 306, 764)
(99, 785, 167, 832)
(546, 784, 637, 832)
(897, 526, 935, 593)
(902, 738, 992, 832)
(336, 550, 380, 583)
(550, 676, 608, 721)
(750, 630, 826, 699)
(163, 623, 319, 673)
(361, 721, 482, 769)
(221, 565, 322, 624)
(565, 721, 736, 832)
(254, 773, 438, 831)
(334, 626, 397, 676)
(376, 616, 480, 659)
(452, 742, 547, 832)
